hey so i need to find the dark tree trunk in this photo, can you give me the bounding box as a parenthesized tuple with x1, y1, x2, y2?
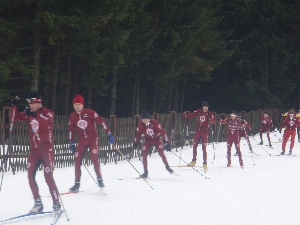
(64, 52, 72, 115)
(180, 78, 186, 113)
(136, 70, 140, 115)
(174, 77, 179, 112)
(52, 39, 60, 113)
(110, 70, 117, 115)
(132, 67, 137, 116)
(153, 79, 158, 113)
(32, 0, 42, 92)
(87, 86, 92, 109)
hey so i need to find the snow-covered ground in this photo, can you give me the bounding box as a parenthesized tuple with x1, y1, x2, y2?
(1, 131, 300, 225)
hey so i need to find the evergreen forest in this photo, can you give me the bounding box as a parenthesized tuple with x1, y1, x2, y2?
(0, 0, 299, 116)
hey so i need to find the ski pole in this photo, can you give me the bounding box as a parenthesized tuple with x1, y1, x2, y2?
(251, 136, 271, 156)
(212, 120, 222, 164)
(242, 125, 256, 166)
(0, 106, 16, 194)
(170, 151, 210, 179)
(113, 144, 154, 190)
(178, 118, 187, 165)
(272, 131, 282, 142)
(83, 164, 98, 186)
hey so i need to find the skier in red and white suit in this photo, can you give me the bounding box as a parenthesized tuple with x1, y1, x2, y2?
(279, 110, 300, 155)
(237, 119, 253, 153)
(11, 92, 61, 214)
(134, 111, 173, 178)
(182, 101, 215, 170)
(68, 95, 114, 192)
(220, 110, 244, 167)
(259, 111, 273, 147)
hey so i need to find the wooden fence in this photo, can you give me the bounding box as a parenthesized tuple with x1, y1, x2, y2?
(0, 106, 282, 174)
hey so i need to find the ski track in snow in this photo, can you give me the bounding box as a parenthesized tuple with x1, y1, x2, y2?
(1, 132, 300, 225)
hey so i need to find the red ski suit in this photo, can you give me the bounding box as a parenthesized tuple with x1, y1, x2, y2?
(280, 114, 300, 152)
(69, 108, 110, 181)
(221, 117, 243, 163)
(135, 119, 170, 170)
(14, 107, 59, 204)
(183, 109, 215, 164)
(259, 115, 273, 144)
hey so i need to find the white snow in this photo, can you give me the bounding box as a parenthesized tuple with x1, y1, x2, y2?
(1, 131, 300, 225)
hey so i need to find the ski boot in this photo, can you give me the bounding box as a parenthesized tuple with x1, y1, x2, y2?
(226, 160, 231, 167)
(166, 165, 174, 174)
(203, 163, 208, 172)
(259, 141, 263, 145)
(140, 170, 148, 178)
(30, 198, 43, 214)
(97, 176, 105, 188)
(269, 143, 272, 148)
(53, 202, 63, 217)
(188, 160, 196, 167)
(239, 160, 244, 168)
(288, 149, 292, 155)
(234, 152, 238, 156)
(249, 148, 253, 153)
(279, 151, 285, 155)
(69, 181, 80, 192)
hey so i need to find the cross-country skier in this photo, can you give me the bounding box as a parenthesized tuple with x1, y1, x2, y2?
(220, 110, 244, 168)
(297, 110, 300, 143)
(10, 92, 61, 215)
(68, 95, 114, 192)
(133, 110, 173, 178)
(279, 109, 300, 155)
(259, 111, 273, 147)
(182, 101, 215, 171)
(235, 118, 253, 155)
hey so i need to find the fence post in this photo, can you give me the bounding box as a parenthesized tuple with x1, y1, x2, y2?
(170, 111, 177, 151)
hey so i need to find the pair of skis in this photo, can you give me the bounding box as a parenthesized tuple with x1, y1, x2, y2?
(0, 210, 64, 225)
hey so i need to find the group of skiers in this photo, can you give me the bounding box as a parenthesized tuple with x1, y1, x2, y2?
(10, 93, 115, 217)
(8, 92, 300, 217)
(9, 92, 177, 217)
(182, 103, 300, 170)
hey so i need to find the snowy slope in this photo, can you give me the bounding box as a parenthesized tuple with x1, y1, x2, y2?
(1, 131, 300, 225)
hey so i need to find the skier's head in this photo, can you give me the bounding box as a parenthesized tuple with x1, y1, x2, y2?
(230, 110, 237, 118)
(263, 111, 269, 118)
(26, 92, 42, 111)
(202, 101, 209, 111)
(141, 110, 150, 119)
(73, 95, 84, 112)
(289, 109, 295, 119)
(141, 110, 150, 124)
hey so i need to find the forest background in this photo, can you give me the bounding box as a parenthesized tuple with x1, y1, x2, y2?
(0, 0, 299, 117)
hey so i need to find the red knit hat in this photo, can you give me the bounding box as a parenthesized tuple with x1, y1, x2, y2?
(73, 95, 84, 105)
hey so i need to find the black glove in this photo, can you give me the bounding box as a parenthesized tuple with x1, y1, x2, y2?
(11, 96, 20, 106)
(69, 142, 76, 153)
(220, 114, 225, 120)
(166, 143, 171, 152)
(182, 111, 188, 117)
(133, 142, 139, 149)
(25, 106, 37, 117)
(107, 132, 114, 144)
